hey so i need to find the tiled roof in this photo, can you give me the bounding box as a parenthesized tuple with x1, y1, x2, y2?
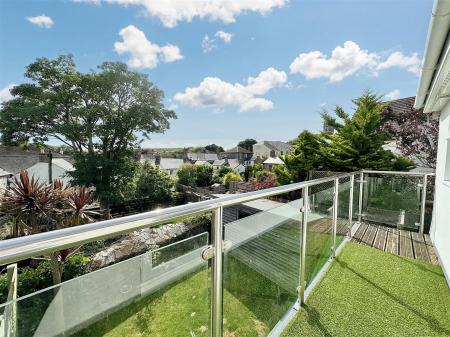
(187, 152, 218, 161)
(263, 157, 285, 165)
(383, 96, 420, 114)
(256, 141, 292, 153)
(224, 146, 251, 154)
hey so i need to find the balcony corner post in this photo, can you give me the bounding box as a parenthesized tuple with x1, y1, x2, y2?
(332, 178, 339, 258)
(358, 172, 364, 223)
(348, 174, 355, 238)
(419, 174, 428, 234)
(299, 185, 309, 305)
(211, 206, 224, 337)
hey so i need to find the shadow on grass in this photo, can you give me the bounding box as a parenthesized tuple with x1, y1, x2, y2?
(336, 259, 450, 336)
(302, 304, 333, 337)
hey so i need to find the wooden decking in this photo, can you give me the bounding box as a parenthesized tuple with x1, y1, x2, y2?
(352, 222, 439, 265)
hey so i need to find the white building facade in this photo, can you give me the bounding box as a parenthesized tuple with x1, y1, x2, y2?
(415, 0, 450, 285)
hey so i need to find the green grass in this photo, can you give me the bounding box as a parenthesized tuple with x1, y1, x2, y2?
(74, 255, 297, 337)
(281, 242, 450, 337)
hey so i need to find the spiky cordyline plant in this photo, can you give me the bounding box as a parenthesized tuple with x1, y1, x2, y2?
(0, 171, 97, 285)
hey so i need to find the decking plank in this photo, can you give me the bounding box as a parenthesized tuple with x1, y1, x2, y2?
(411, 232, 430, 263)
(399, 230, 414, 259)
(385, 228, 399, 255)
(373, 225, 388, 251)
(424, 234, 439, 265)
(352, 222, 368, 243)
(361, 224, 377, 246)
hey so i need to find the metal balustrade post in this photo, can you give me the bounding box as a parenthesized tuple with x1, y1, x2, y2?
(348, 175, 354, 238)
(419, 174, 428, 234)
(332, 178, 339, 258)
(211, 207, 223, 337)
(299, 186, 309, 305)
(358, 172, 364, 223)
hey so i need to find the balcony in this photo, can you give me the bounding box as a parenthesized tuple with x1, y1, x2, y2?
(0, 170, 448, 337)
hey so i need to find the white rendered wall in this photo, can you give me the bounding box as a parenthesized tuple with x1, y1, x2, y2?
(431, 102, 450, 284)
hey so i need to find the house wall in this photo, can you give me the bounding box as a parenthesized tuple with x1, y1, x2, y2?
(432, 102, 450, 284)
(19, 162, 72, 185)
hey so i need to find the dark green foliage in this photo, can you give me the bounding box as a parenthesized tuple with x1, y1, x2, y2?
(0, 253, 90, 303)
(320, 91, 414, 171)
(135, 161, 174, 203)
(0, 55, 176, 210)
(176, 164, 213, 187)
(71, 151, 138, 207)
(238, 138, 257, 151)
(195, 164, 214, 186)
(204, 144, 225, 153)
(213, 166, 233, 183)
(275, 130, 323, 184)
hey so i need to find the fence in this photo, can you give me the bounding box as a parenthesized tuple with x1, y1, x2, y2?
(0, 170, 435, 337)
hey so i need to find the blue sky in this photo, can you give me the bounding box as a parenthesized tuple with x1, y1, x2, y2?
(0, 0, 432, 149)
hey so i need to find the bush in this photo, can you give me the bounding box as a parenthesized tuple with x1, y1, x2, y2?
(213, 166, 233, 183)
(0, 253, 90, 302)
(195, 164, 214, 187)
(223, 172, 243, 186)
(177, 164, 198, 187)
(135, 162, 174, 203)
(255, 170, 276, 182)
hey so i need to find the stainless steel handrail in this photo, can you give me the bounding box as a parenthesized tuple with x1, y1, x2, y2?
(362, 170, 435, 177)
(0, 171, 359, 266)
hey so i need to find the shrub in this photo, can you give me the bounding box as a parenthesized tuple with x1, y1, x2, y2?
(213, 166, 233, 183)
(195, 164, 214, 187)
(135, 162, 174, 203)
(255, 170, 276, 182)
(177, 164, 198, 187)
(223, 172, 243, 186)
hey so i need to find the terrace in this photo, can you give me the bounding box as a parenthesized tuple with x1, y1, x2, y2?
(1, 169, 448, 337)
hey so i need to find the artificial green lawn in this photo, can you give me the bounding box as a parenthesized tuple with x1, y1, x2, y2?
(281, 242, 450, 337)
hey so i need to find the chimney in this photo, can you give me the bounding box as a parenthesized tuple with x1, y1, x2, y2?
(155, 153, 161, 166)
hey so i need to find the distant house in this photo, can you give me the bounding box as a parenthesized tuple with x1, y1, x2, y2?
(212, 159, 227, 170)
(252, 141, 292, 161)
(263, 157, 285, 171)
(187, 152, 218, 163)
(0, 146, 74, 185)
(228, 159, 246, 175)
(221, 146, 252, 165)
(0, 168, 12, 190)
(141, 156, 184, 176)
(194, 160, 209, 166)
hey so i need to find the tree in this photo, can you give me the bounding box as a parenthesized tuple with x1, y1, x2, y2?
(135, 162, 174, 203)
(0, 55, 176, 213)
(177, 164, 198, 187)
(321, 91, 414, 171)
(238, 138, 257, 152)
(194, 164, 214, 187)
(274, 131, 324, 184)
(205, 144, 224, 153)
(381, 103, 438, 168)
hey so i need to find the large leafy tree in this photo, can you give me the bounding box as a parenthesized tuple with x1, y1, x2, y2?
(238, 138, 257, 152)
(0, 55, 176, 212)
(135, 162, 174, 204)
(320, 91, 414, 171)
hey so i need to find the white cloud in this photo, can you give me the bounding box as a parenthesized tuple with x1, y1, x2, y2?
(201, 35, 216, 53)
(385, 89, 401, 100)
(215, 30, 233, 43)
(114, 25, 183, 69)
(26, 15, 54, 28)
(290, 41, 422, 82)
(202, 30, 233, 53)
(290, 41, 379, 82)
(0, 84, 16, 104)
(174, 67, 287, 112)
(377, 51, 421, 76)
(73, 0, 287, 28)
